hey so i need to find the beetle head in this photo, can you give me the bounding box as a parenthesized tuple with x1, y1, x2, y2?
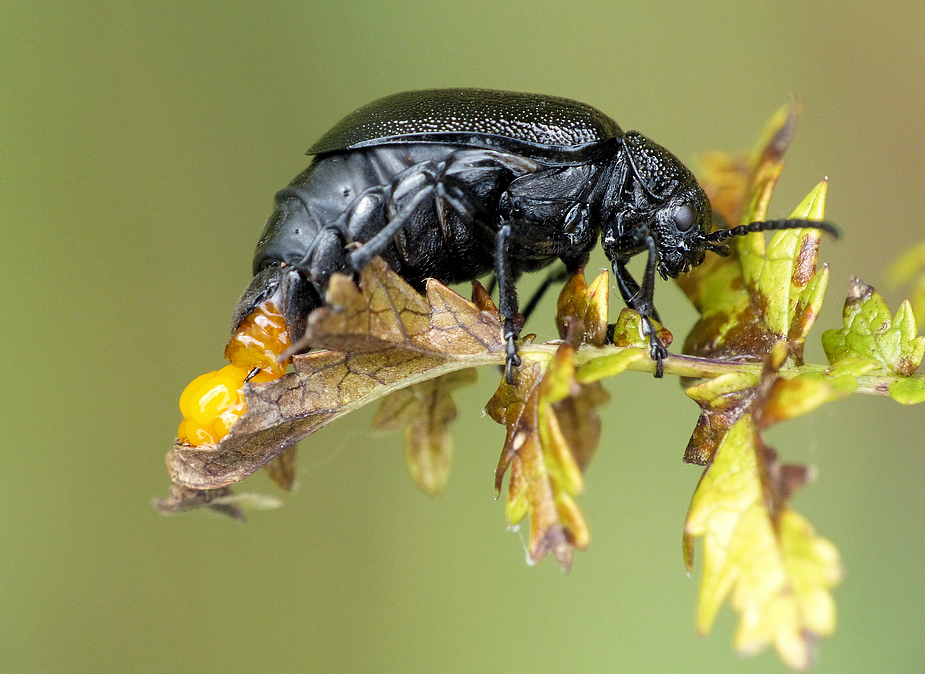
(646, 181, 715, 278)
(602, 131, 716, 278)
(604, 131, 838, 279)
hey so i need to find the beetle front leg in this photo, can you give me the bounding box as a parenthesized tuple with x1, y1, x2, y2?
(612, 236, 667, 377)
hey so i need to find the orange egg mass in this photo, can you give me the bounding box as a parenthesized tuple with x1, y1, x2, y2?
(177, 299, 293, 445)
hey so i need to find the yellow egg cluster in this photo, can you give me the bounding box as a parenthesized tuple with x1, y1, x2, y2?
(177, 299, 292, 446)
(223, 297, 291, 378)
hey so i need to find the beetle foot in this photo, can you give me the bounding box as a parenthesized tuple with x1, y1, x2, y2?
(650, 338, 667, 378)
(504, 358, 519, 385)
(504, 320, 522, 385)
(641, 316, 667, 378)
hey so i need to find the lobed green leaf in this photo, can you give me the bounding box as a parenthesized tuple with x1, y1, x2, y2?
(822, 278, 925, 376)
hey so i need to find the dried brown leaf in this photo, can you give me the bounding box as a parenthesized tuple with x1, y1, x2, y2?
(153, 484, 282, 520)
(153, 484, 246, 521)
(264, 446, 298, 491)
(165, 259, 504, 492)
(470, 279, 498, 314)
(303, 258, 503, 356)
(487, 354, 588, 570)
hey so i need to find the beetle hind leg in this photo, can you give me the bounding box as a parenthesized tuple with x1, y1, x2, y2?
(339, 150, 536, 384)
(347, 153, 505, 273)
(347, 185, 436, 272)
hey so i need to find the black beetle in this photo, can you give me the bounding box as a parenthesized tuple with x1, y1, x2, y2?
(232, 88, 836, 381)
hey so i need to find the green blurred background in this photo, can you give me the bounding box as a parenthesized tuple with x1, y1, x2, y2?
(3, 1, 923, 672)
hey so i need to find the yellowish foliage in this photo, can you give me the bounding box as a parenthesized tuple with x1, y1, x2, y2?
(684, 414, 841, 670)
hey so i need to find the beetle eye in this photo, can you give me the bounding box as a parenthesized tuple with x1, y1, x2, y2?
(673, 204, 697, 232)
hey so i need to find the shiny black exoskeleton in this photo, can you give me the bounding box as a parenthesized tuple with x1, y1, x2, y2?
(232, 89, 836, 381)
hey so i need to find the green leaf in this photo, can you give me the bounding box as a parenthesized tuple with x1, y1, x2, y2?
(609, 306, 673, 350)
(683, 371, 759, 466)
(575, 348, 647, 384)
(738, 180, 831, 357)
(822, 277, 925, 376)
(888, 376, 925, 405)
(682, 105, 832, 367)
(684, 413, 842, 671)
(683, 344, 843, 669)
(760, 372, 842, 426)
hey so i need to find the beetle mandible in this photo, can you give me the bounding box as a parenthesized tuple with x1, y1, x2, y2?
(231, 88, 836, 381)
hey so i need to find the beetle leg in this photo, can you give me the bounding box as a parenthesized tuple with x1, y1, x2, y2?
(520, 264, 570, 322)
(485, 256, 579, 317)
(435, 179, 491, 226)
(348, 153, 498, 273)
(347, 186, 435, 272)
(484, 273, 498, 297)
(494, 218, 594, 383)
(612, 236, 667, 377)
(299, 224, 352, 288)
(612, 260, 662, 324)
(494, 222, 527, 383)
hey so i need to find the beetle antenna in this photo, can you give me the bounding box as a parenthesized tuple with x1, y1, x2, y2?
(704, 218, 840, 244)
